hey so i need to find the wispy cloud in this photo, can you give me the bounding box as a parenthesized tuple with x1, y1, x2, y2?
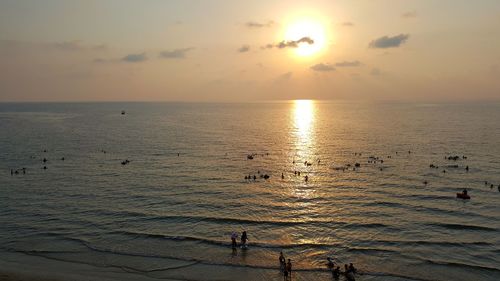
(159, 48, 194, 59)
(335, 60, 362, 67)
(311, 63, 336, 72)
(262, 37, 314, 49)
(121, 53, 147, 63)
(274, 72, 293, 83)
(371, 68, 382, 76)
(52, 40, 106, 51)
(369, 34, 409, 49)
(49, 40, 107, 51)
(402, 11, 417, 18)
(245, 21, 275, 28)
(238, 45, 250, 53)
(340, 22, 355, 27)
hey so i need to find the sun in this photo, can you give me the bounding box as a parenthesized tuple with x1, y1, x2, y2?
(284, 19, 326, 57)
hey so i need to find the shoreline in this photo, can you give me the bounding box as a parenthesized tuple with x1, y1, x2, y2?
(0, 250, 440, 281)
(0, 250, 323, 281)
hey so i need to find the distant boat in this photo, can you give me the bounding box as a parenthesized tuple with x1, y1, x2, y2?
(121, 110, 126, 115)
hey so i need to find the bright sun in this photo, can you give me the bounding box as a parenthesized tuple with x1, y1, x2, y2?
(284, 19, 326, 57)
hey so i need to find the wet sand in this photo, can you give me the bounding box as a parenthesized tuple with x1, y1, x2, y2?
(0, 250, 333, 281)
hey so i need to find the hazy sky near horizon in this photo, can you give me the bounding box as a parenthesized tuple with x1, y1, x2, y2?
(1, 0, 499, 102)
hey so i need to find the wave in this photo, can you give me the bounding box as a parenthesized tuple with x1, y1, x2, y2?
(107, 230, 344, 250)
(347, 247, 397, 254)
(362, 201, 407, 208)
(427, 222, 497, 232)
(422, 259, 500, 274)
(375, 239, 492, 247)
(81, 209, 398, 231)
(2, 245, 441, 281)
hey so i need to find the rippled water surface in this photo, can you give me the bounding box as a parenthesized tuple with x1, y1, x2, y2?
(0, 102, 499, 281)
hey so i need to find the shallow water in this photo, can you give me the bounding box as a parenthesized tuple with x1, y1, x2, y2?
(0, 102, 499, 281)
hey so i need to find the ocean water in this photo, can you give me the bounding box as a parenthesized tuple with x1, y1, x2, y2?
(0, 101, 499, 281)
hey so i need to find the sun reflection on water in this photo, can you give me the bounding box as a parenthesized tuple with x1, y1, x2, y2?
(293, 100, 315, 145)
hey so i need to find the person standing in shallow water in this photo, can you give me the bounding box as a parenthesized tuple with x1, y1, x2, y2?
(240, 231, 248, 248)
(286, 259, 292, 280)
(279, 251, 285, 271)
(231, 232, 238, 249)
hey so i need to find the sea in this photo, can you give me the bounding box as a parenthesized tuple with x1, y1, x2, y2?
(0, 101, 499, 281)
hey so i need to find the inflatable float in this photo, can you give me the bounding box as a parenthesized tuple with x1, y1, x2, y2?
(456, 193, 470, 199)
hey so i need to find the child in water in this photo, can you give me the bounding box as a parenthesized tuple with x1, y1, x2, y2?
(231, 232, 238, 249)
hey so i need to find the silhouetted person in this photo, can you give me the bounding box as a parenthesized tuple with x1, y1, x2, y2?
(286, 259, 292, 280)
(240, 231, 248, 248)
(281, 173, 284, 179)
(327, 257, 334, 269)
(349, 263, 357, 274)
(333, 266, 340, 279)
(304, 175, 308, 182)
(279, 252, 285, 271)
(231, 232, 238, 249)
(462, 188, 468, 196)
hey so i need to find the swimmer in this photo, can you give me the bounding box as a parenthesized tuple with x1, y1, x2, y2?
(333, 266, 340, 279)
(349, 263, 357, 273)
(327, 257, 334, 269)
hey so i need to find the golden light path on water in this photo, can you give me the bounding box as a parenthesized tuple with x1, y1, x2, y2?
(291, 100, 316, 201)
(293, 99, 315, 145)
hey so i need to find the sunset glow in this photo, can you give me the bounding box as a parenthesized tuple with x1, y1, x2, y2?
(284, 19, 326, 57)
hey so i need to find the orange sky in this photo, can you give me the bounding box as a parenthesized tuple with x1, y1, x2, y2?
(1, 0, 499, 102)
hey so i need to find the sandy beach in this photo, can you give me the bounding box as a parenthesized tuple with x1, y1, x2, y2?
(0, 249, 334, 281)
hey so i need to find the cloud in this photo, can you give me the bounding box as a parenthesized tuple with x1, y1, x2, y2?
(238, 45, 250, 53)
(159, 48, 194, 59)
(245, 21, 275, 28)
(263, 37, 314, 49)
(402, 11, 417, 18)
(311, 63, 336, 72)
(121, 53, 147, 63)
(52, 40, 107, 51)
(371, 68, 382, 76)
(335, 60, 362, 67)
(369, 34, 409, 49)
(93, 58, 109, 63)
(274, 72, 293, 83)
(341, 22, 355, 27)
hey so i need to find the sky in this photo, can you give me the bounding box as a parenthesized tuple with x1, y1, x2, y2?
(0, 0, 499, 102)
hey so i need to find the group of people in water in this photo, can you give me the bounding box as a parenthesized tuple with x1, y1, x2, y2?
(279, 252, 293, 280)
(278, 252, 357, 280)
(231, 231, 248, 249)
(327, 257, 357, 280)
(230, 231, 358, 280)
